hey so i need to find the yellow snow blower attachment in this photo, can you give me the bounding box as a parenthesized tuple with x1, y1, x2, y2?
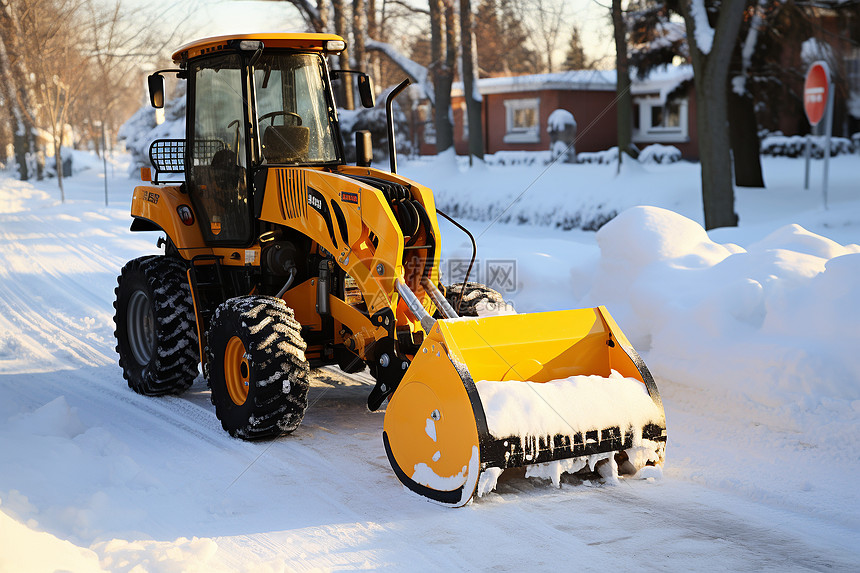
(383, 300, 667, 507)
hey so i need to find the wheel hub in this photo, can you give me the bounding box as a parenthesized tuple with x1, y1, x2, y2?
(224, 336, 250, 405)
(127, 290, 156, 366)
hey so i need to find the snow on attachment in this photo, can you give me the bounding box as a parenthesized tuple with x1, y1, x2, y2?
(475, 371, 664, 441)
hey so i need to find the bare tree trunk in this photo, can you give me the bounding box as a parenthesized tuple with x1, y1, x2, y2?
(612, 0, 633, 173)
(0, 3, 38, 181)
(353, 0, 366, 70)
(0, 33, 31, 180)
(460, 0, 483, 160)
(316, 0, 329, 31)
(53, 138, 65, 202)
(681, 0, 746, 230)
(332, 0, 354, 109)
(429, 0, 454, 152)
(728, 90, 764, 187)
(367, 0, 381, 80)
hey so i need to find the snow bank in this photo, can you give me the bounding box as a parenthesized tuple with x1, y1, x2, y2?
(0, 503, 105, 572)
(584, 206, 860, 409)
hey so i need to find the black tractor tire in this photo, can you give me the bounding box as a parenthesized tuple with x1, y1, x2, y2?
(114, 255, 199, 396)
(206, 296, 310, 440)
(444, 282, 507, 317)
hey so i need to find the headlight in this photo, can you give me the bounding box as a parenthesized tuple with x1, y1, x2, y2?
(238, 40, 264, 51)
(325, 40, 346, 53)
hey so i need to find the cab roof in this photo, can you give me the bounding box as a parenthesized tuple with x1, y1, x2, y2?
(172, 33, 346, 63)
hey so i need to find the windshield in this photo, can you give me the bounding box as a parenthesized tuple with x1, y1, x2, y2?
(255, 53, 339, 164)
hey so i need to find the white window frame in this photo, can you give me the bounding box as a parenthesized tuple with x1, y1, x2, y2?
(633, 96, 689, 143)
(503, 98, 541, 144)
(460, 101, 469, 141)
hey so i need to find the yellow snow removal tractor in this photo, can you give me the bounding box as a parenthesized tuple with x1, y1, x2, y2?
(114, 33, 666, 506)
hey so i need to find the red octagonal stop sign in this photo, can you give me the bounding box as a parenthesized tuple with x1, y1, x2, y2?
(804, 61, 830, 126)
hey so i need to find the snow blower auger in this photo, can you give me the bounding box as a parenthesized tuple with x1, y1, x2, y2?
(114, 33, 666, 507)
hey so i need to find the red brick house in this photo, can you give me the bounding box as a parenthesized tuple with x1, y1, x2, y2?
(415, 66, 699, 159)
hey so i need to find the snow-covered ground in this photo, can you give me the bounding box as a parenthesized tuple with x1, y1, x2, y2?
(1, 153, 858, 571)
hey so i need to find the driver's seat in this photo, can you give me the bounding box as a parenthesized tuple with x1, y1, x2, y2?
(262, 125, 310, 163)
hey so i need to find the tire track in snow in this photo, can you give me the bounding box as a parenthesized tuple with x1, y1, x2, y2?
(0, 213, 132, 371)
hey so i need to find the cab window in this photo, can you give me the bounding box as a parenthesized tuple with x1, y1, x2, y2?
(255, 53, 338, 164)
(189, 53, 251, 244)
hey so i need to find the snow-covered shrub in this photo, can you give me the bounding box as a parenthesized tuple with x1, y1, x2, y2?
(760, 133, 855, 158)
(638, 144, 682, 164)
(339, 91, 412, 164)
(484, 151, 550, 166)
(578, 147, 619, 165)
(118, 83, 187, 174)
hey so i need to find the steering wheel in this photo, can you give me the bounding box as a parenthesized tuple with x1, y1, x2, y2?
(259, 111, 302, 127)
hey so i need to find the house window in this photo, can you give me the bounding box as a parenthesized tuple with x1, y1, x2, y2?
(419, 103, 436, 145)
(503, 98, 540, 143)
(633, 97, 689, 143)
(423, 120, 436, 145)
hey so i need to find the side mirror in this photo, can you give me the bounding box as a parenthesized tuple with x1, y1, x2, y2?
(148, 74, 165, 109)
(358, 74, 375, 108)
(355, 130, 372, 167)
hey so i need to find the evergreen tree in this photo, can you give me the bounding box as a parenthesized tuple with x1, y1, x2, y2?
(474, 0, 538, 76)
(562, 25, 590, 70)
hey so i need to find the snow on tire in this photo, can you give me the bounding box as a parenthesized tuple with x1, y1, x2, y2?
(114, 255, 199, 396)
(445, 282, 507, 317)
(206, 296, 310, 440)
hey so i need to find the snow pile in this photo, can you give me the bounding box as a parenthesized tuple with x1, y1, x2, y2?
(584, 206, 860, 410)
(475, 371, 663, 439)
(0, 504, 105, 573)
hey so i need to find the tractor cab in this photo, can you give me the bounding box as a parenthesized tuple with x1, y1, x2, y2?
(147, 34, 373, 245)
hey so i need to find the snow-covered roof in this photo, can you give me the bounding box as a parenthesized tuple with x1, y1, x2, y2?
(452, 70, 617, 96)
(479, 70, 617, 94)
(451, 65, 693, 103)
(631, 65, 694, 103)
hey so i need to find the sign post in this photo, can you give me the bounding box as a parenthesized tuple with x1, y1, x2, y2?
(803, 61, 832, 207)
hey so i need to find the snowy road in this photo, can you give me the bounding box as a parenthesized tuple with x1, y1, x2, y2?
(1, 162, 858, 571)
